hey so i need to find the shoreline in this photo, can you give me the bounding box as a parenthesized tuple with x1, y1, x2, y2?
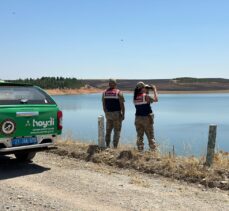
(46, 88, 229, 96)
(49, 141, 229, 191)
(46, 87, 103, 95)
(159, 90, 229, 94)
(1, 151, 228, 210)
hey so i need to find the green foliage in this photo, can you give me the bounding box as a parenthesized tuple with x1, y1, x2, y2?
(9, 77, 85, 89)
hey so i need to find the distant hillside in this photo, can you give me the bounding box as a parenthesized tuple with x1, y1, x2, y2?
(8, 77, 85, 89)
(6, 77, 229, 91)
(84, 78, 229, 91)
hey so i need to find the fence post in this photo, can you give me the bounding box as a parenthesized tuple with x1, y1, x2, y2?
(205, 125, 217, 167)
(98, 115, 105, 148)
(172, 145, 175, 157)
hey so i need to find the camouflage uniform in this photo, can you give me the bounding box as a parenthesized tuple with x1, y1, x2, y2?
(103, 90, 124, 148)
(135, 113, 156, 151)
(105, 111, 122, 148)
(134, 86, 156, 151)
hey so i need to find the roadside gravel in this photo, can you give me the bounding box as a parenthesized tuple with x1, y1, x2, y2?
(0, 152, 228, 211)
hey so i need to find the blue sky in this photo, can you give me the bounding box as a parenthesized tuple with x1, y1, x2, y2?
(0, 0, 229, 79)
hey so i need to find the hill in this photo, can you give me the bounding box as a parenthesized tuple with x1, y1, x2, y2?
(84, 77, 229, 91)
(6, 77, 229, 92)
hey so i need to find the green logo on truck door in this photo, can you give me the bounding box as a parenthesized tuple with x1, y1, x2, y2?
(33, 117, 55, 128)
(24, 117, 55, 135)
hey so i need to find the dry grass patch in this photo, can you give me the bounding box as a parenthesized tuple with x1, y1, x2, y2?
(129, 175, 150, 188)
(48, 140, 229, 190)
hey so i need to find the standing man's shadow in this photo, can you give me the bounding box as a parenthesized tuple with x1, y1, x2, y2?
(0, 155, 50, 180)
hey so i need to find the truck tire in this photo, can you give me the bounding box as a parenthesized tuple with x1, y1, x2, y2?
(14, 152, 36, 162)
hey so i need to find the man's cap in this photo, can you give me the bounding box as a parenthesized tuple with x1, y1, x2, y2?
(109, 78, 117, 84)
(145, 84, 151, 88)
(136, 81, 146, 89)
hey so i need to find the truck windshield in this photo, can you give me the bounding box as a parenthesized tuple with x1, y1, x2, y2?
(0, 86, 55, 105)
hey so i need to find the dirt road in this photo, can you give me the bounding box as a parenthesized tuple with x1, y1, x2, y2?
(0, 152, 228, 211)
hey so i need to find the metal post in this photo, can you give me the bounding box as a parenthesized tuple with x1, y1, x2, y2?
(172, 145, 175, 157)
(98, 115, 105, 148)
(205, 125, 217, 167)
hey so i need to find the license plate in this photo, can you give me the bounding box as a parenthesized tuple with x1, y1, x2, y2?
(11, 137, 38, 147)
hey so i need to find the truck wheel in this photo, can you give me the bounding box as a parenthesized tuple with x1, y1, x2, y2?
(14, 152, 36, 162)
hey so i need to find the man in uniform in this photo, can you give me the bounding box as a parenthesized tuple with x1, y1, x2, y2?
(102, 79, 125, 148)
(133, 82, 158, 151)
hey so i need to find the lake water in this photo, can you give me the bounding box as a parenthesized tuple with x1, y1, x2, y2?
(53, 93, 229, 156)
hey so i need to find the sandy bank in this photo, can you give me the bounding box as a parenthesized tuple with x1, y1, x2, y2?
(46, 88, 229, 95)
(46, 87, 103, 95)
(1, 152, 228, 210)
(49, 141, 229, 191)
